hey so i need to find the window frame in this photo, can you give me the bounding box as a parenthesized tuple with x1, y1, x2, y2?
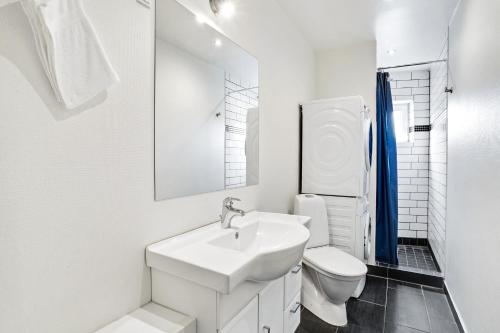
(392, 99, 415, 147)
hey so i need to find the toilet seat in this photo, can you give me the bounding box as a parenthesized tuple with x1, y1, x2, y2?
(303, 246, 367, 280)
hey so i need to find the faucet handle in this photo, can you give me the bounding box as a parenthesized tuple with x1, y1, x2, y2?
(223, 197, 240, 208)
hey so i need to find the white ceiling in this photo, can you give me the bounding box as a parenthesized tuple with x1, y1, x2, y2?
(275, 0, 458, 68)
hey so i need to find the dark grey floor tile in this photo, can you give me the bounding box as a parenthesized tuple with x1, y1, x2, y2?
(384, 321, 427, 332)
(358, 275, 387, 305)
(423, 289, 455, 321)
(388, 279, 423, 294)
(368, 264, 388, 278)
(298, 272, 455, 333)
(337, 324, 382, 333)
(423, 289, 460, 333)
(385, 287, 430, 332)
(295, 326, 310, 333)
(337, 299, 384, 333)
(299, 308, 338, 333)
(428, 317, 460, 333)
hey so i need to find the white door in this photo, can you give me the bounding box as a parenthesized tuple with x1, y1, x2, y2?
(301, 96, 365, 196)
(259, 279, 284, 333)
(220, 297, 258, 333)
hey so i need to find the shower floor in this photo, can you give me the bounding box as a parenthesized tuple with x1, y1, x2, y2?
(377, 244, 442, 276)
(397, 244, 439, 272)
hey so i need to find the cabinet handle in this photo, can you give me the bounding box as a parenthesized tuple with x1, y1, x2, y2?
(290, 302, 301, 314)
(263, 325, 271, 333)
(291, 265, 302, 274)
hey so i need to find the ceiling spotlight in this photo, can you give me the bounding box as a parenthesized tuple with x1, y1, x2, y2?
(219, 2, 235, 18)
(386, 49, 397, 55)
(214, 39, 222, 47)
(210, 0, 235, 18)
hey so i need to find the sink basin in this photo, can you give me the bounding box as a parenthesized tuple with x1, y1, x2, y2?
(208, 219, 309, 281)
(146, 211, 310, 293)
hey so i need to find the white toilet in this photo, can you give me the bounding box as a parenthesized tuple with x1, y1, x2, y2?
(295, 194, 367, 326)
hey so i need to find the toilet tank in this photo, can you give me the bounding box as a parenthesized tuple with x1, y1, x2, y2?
(294, 194, 329, 248)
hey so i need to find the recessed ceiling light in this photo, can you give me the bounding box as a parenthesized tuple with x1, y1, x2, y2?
(219, 2, 235, 18)
(195, 14, 207, 24)
(214, 39, 222, 47)
(386, 49, 397, 55)
(209, 0, 235, 18)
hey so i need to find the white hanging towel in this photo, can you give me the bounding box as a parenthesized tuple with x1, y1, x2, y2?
(21, 0, 119, 109)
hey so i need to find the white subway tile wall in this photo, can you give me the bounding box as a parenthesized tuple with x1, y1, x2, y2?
(428, 41, 448, 271)
(390, 70, 430, 239)
(225, 73, 259, 188)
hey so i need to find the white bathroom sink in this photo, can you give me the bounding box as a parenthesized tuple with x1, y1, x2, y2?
(146, 211, 310, 293)
(209, 219, 309, 281)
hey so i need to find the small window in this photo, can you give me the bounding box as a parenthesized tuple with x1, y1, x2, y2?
(392, 100, 414, 144)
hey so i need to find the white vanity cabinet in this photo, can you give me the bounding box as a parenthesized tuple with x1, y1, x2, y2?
(283, 263, 302, 333)
(258, 278, 284, 333)
(151, 264, 302, 333)
(219, 297, 259, 333)
(146, 212, 311, 333)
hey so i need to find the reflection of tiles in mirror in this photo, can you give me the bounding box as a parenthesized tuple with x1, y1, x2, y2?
(224, 73, 258, 189)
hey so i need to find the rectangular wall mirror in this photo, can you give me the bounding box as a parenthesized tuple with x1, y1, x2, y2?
(154, 0, 259, 200)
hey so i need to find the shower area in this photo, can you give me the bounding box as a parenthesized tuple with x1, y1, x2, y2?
(378, 40, 449, 277)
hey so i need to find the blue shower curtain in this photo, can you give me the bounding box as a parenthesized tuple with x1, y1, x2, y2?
(375, 72, 399, 265)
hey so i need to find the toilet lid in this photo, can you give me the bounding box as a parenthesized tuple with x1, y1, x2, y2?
(304, 246, 367, 278)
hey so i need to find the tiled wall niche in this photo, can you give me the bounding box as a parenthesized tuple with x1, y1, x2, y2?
(390, 70, 431, 239)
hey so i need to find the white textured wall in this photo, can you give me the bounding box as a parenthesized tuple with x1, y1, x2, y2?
(446, 0, 500, 331)
(0, 0, 315, 332)
(389, 70, 431, 239)
(316, 42, 377, 110)
(428, 41, 448, 271)
(315, 41, 377, 264)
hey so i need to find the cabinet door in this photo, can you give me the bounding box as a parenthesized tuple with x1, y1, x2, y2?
(284, 292, 301, 333)
(220, 297, 258, 333)
(284, 263, 302, 308)
(259, 278, 284, 333)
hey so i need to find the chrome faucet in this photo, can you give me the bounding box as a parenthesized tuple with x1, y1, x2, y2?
(220, 197, 245, 229)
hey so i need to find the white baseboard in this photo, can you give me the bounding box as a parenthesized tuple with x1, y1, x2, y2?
(444, 280, 468, 333)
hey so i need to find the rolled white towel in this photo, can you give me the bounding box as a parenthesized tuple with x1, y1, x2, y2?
(22, 0, 62, 102)
(21, 0, 119, 109)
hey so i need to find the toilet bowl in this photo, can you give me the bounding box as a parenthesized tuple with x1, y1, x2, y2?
(302, 245, 367, 326)
(294, 194, 368, 326)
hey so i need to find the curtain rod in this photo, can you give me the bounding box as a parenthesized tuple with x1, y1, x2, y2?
(378, 59, 447, 71)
